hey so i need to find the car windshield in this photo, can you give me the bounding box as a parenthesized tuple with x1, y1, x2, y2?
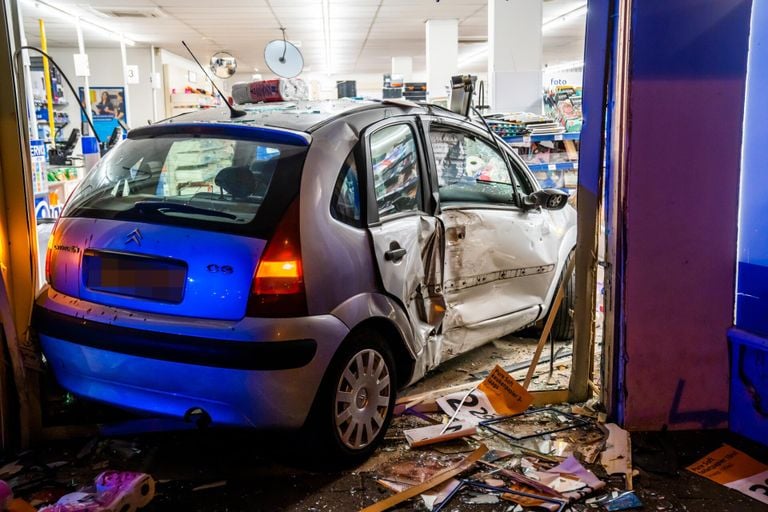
(64, 133, 307, 236)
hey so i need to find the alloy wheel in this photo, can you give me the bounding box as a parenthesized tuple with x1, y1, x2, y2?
(334, 348, 391, 450)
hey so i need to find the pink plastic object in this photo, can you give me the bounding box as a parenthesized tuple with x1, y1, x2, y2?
(38, 471, 156, 512)
(0, 480, 12, 507)
(95, 471, 155, 509)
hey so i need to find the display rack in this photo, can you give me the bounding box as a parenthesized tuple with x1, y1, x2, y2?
(504, 131, 581, 194)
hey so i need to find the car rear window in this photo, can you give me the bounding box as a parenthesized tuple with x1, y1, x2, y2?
(63, 132, 307, 237)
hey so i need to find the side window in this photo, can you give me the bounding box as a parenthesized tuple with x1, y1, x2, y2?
(369, 124, 422, 218)
(331, 151, 362, 227)
(430, 129, 517, 205)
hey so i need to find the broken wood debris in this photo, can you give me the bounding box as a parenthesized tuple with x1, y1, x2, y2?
(360, 444, 489, 512)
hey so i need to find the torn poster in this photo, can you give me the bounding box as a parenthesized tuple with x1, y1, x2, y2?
(687, 444, 768, 505)
(436, 365, 533, 424)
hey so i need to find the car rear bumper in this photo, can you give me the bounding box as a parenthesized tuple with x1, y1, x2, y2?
(34, 287, 349, 429)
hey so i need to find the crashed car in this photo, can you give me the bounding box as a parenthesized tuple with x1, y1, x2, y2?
(34, 99, 576, 461)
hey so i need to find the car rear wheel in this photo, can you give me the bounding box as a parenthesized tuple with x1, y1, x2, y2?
(305, 329, 396, 465)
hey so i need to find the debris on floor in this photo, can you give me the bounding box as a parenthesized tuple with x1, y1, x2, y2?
(1, 336, 767, 510)
(362, 365, 613, 511)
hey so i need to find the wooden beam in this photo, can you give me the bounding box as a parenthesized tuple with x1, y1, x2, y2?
(0, 0, 43, 448)
(570, 0, 615, 404)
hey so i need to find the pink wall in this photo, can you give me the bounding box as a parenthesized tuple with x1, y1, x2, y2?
(620, 0, 752, 429)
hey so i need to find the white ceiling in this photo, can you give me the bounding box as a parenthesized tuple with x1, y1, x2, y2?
(20, 0, 586, 76)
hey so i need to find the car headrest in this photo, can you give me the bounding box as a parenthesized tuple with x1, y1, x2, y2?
(214, 166, 256, 199)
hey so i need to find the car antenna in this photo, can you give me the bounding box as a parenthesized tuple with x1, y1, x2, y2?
(182, 40, 246, 118)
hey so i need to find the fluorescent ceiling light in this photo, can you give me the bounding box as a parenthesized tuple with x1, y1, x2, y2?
(543, 2, 588, 32)
(23, 0, 136, 45)
(321, 0, 332, 74)
(544, 60, 585, 73)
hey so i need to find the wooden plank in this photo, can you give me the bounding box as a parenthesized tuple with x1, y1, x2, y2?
(524, 257, 576, 389)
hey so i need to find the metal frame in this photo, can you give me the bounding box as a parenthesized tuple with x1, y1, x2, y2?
(601, 0, 633, 421)
(570, 0, 617, 404)
(480, 407, 589, 441)
(433, 479, 566, 512)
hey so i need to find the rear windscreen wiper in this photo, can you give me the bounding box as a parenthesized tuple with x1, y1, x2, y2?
(129, 201, 238, 220)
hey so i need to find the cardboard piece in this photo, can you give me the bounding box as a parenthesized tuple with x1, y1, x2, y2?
(436, 366, 533, 424)
(601, 423, 633, 489)
(687, 444, 768, 505)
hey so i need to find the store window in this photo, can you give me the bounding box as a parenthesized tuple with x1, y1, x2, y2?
(429, 129, 517, 205)
(331, 151, 362, 227)
(369, 124, 421, 217)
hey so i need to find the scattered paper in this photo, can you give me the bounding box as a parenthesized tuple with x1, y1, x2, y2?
(687, 444, 768, 505)
(436, 365, 533, 424)
(539, 456, 605, 502)
(403, 422, 476, 448)
(601, 423, 633, 489)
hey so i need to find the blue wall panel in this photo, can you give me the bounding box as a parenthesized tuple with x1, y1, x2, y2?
(737, 0, 768, 335)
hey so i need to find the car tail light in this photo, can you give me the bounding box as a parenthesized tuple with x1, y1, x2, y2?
(247, 198, 307, 317)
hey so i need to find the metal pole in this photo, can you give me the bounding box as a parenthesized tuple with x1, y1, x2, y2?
(38, 18, 55, 142)
(75, 17, 92, 135)
(150, 45, 157, 122)
(16, 2, 37, 140)
(119, 35, 130, 128)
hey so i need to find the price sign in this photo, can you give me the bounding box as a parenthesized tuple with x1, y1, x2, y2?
(688, 444, 768, 505)
(436, 365, 533, 424)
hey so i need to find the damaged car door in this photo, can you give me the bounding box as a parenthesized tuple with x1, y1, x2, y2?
(427, 121, 562, 360)
(364, 120, 445, 356)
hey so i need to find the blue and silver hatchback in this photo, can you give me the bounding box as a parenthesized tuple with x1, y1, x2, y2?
(34, 100, 576, 461)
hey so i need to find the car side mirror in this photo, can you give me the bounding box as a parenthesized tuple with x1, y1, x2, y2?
(523, 189, 569, 211)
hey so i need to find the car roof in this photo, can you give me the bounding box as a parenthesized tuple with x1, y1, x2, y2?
(152, 98, 469, 134)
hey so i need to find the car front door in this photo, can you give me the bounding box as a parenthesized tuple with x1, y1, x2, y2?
(426, 119, 561, 359)
(364, 119, 445, 356)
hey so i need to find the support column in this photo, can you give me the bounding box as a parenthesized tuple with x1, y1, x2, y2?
(391, 56, 413, 81)
(425, 19, 457, 101)
(75, 18, 92, 134)
(488, 0, 543, 112)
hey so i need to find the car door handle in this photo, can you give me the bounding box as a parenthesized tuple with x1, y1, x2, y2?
(385, 242, 407, 262)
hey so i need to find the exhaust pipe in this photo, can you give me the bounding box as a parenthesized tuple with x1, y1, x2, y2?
(184, 407, 212, 429)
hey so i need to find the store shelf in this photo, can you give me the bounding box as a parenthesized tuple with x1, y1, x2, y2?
(526, 162, 579, 172)
(503, 132, 581, 143)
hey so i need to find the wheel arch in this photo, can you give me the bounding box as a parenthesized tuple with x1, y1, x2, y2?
(330, 292, 419, 389)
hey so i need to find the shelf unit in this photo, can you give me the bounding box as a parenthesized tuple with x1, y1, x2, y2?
(504, 132, 581, 193)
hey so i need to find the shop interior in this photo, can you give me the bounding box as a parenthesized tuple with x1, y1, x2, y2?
(0, 0, 765, 510)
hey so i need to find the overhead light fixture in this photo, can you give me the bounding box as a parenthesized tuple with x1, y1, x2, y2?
(544, 60, 585, 73)
(321, 0, 332, 74)
(457, 44, 488, 69)
(543, 2, 588, 33)
(23, 0, 136, 45)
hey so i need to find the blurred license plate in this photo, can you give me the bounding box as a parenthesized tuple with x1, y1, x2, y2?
(84, 249, 187, 303)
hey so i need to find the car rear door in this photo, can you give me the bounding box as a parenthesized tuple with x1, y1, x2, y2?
(425, 118, 561, 354)
(363, 118, 445, 352)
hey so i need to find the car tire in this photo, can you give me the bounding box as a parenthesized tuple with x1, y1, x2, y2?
(550, 253, 575, 341)
(304, 329, 397, 466)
